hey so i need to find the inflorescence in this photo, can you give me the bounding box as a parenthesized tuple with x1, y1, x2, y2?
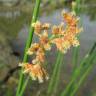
(19, 10, 83, 83)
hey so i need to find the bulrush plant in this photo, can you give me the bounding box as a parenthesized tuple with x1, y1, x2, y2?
(15, 1, 96, 96)
(19, 10, 82, 83)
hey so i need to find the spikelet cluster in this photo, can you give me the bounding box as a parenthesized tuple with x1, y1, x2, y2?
(19, 10, 83, 83)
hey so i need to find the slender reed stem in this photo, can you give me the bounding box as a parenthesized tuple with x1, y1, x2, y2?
(67, 0, 81, 95)
(72, 46, 79, 72)
(19, 77, 30, 96)
(47, 52, 63, 96)
(70, 53, 96, 96)
(60, 42, 96, 96)
(53, 54, 64, 92)
(72, 0, 80, 74)
(16, 0, 41, 96)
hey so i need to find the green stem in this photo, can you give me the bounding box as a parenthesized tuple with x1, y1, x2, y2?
(72, 46, 79, 72)
(60, 43, 96, 96)
(69, 0, 81, 94)
(19, 77, 30, 96)
(70, 54, 96, 96)
(53, 54, 64, 93)
(75, 0, 81, 14)
(72, 0, 81, 74)
(47, 52, 62, 96)
(16, 0, 41, 96)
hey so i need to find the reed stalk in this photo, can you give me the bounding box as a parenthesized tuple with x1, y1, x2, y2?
(19, 77, 30, 96)
(72, 0, 80, 74)
(53, 54, 64, 92)
(60, 42, 96, 96)
(70, 51, 96, 96)
(69, 43, 96, 96)
(72, 46, 79, 73)
(47, 0, 81, 95)
(47, 52, 63, 96)
(16, 0, 41, 96)
(65, 0, 81, 95)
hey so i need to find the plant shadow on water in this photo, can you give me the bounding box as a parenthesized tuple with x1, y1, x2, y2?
(0, 0, 96, 96)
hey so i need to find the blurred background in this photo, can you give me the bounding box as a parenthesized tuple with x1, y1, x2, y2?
(0, 0, 96, 96)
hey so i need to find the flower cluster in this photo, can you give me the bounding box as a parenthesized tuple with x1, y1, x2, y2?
(19, 10, 83, 83)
